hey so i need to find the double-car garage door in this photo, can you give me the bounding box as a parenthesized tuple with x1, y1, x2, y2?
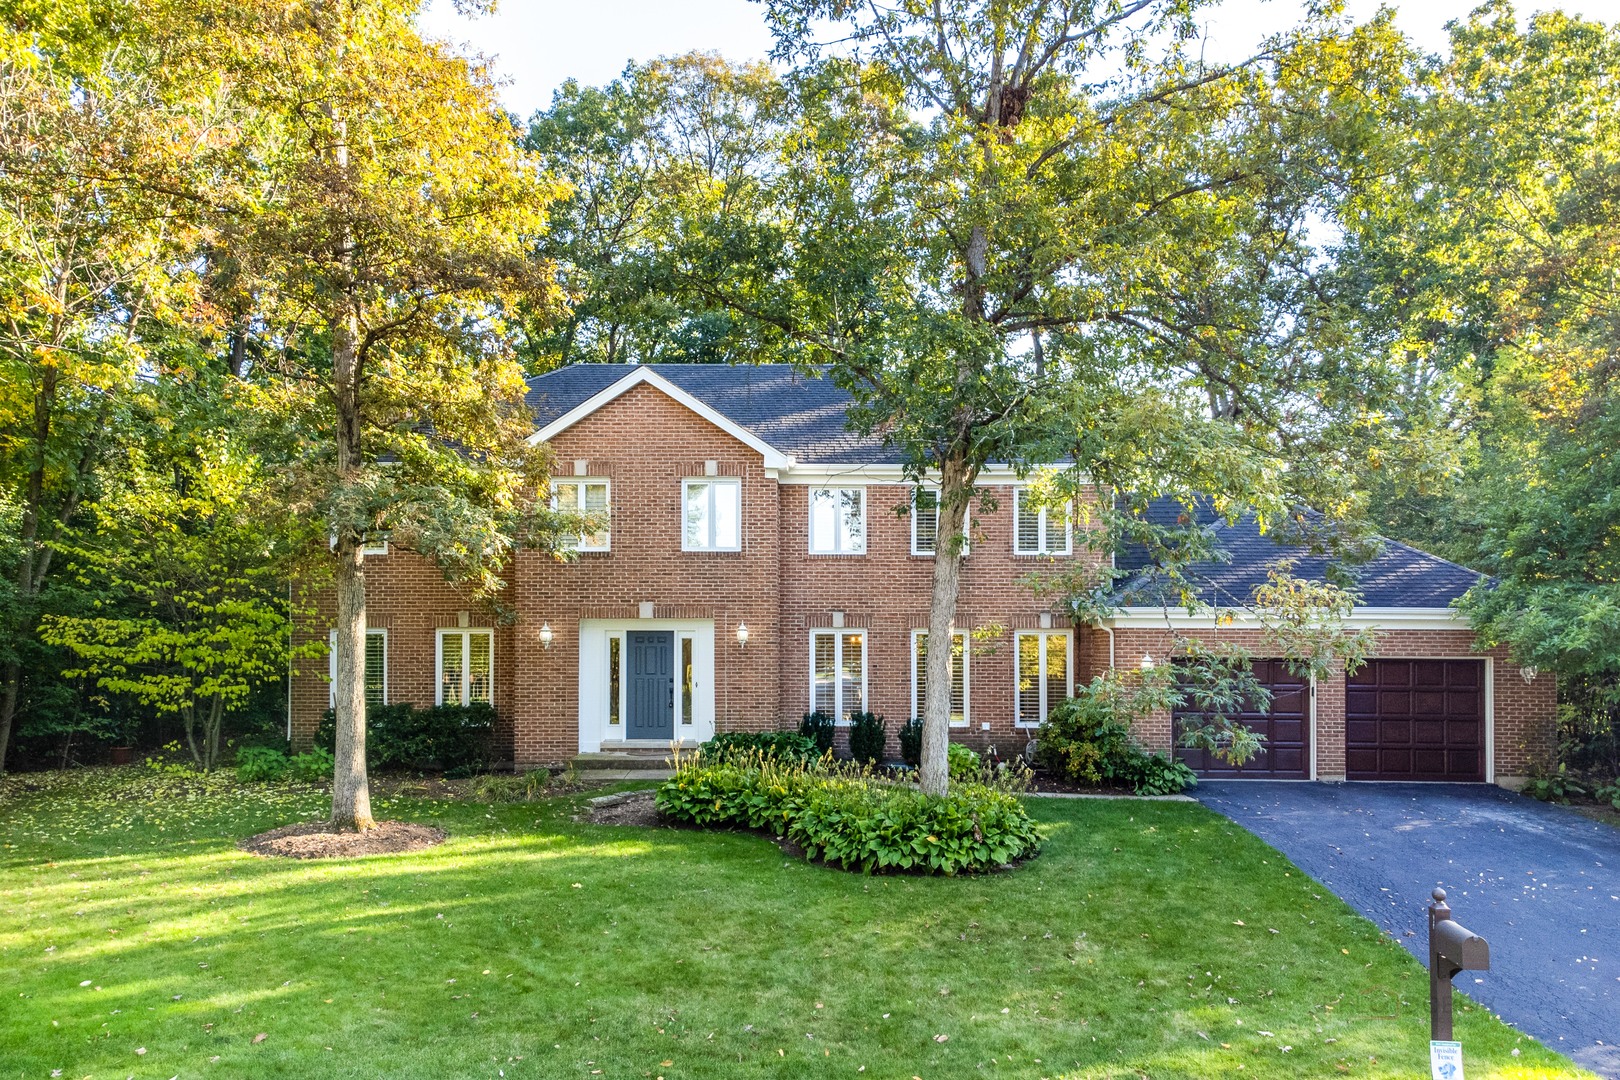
(1175, 658, 1486, 783)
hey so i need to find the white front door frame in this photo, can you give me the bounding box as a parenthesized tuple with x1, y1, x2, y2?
(577, 619, 716, 752)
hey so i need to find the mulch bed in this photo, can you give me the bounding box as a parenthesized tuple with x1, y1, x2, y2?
(239, 820, 448, 859)
(582, 789, 665, 827)
(1025, 771, 1138, 796)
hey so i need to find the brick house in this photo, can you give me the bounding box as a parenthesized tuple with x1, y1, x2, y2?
(290, 363, 1555, 787)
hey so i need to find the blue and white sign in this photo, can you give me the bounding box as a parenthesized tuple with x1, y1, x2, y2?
(1430, 1040, 1465, 1080)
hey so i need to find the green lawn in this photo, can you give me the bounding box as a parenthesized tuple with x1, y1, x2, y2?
(0, 769, 1585, 1079)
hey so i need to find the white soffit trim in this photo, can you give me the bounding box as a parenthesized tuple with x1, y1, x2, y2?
(1102, 605, 1469, 630)
(779, 464, 1085, 485)
(528, 367, 794, 472)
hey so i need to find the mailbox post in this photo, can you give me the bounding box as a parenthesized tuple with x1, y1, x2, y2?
(1427, 887, 1490, 1040)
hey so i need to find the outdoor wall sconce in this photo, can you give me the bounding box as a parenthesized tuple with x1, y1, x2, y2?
(539, 622, 554, 650)
(1520, 665, 1538, 684)
(1140, 653, 1155, 670)
(736, 622, 750, 649)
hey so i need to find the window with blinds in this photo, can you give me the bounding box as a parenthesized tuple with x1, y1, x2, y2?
(439, 629, 494, 706)
(811, 630, 866, 721)
(1016, 631, 1071, 726)
(912, 629, 967, 725)
(912, 487, 938, 554)
(1013, 487, 1071, 555)
(328, 629, 388, 709)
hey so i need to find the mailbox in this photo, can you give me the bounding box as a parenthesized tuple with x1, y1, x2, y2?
(1428, 887, 1490, 1041)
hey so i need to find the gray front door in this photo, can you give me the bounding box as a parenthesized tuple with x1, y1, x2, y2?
(626, 631, 675, 740)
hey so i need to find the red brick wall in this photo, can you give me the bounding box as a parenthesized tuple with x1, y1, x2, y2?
(290, 375, 1557, 786)
(1088, 624, 1557, 784)
(289, 556, 511, 751)
(777, 483, 1105, 759)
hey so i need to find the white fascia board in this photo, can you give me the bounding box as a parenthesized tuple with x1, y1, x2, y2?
(528, 367, 794, 472)
(778, 463, 1085, 485)
(1102, 605, 1469, 631)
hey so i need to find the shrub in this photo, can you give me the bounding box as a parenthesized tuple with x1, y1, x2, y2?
(656, 758, 1041, 875)
(847, 712, 886, 764)
(701, 731, 819, 765)
(1523, 762, 1586, 804)
(899, 718, 923, 767)
(236, 746, 290, 783)
(317, 702, 496, 774)
(1123, 753, 1198, 797)
(947, 742, 980, 781)
(287, 746, 335, 784)
(799, 711, 836, 755)
(1035, 690, 1196, 795)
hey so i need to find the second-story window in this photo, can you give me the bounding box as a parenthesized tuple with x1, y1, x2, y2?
(809, 487, 865, 554)
(1014, 487, 1072, 555)
(553, 479, 610, 552)
(912, 486, 938, 555)
(683, 478, 741, 551)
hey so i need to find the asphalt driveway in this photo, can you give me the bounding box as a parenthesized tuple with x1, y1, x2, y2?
(1194, 781, 1620, 1077)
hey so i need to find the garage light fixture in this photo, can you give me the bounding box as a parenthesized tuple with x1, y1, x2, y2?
(1519, 665, 1538, 684)
(736, 622, 750, 649)
(539, 622, 554, 650)
(1140, 653, 1155, 670)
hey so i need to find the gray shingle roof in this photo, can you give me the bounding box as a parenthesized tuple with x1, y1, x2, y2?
(527, 365, 1479, 611)
(525, 363, 895, 464)
(1114, 497, 1482, 611)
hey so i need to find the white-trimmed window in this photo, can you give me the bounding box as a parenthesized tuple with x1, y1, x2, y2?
(329, 628, 387, 708)
(912, 629, 968, 726)
(553, 479, 611, 551)
(911, 486, 969, 557)
(809, 487, 866, 554)
(1016, 631, 1071, 727)
(438, 628, 494, 706)
(361, 535, 389, 556)
(683, 478, 741, 551)
(912, 486, 938, 555)
(1013, 487, 1071, 555)
(810, 630, 867, 722)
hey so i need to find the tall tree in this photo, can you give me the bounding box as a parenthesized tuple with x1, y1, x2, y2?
(524, 53, 785, 368)
(40, 420, 305, 771)
(0, 4, 214, 770)
(182, 0, 566, 829)
(1338, 5, 1620, 689)
(691, 0, 1421, 792)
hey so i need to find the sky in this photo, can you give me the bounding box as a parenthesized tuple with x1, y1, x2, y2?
(417, 0, 1614, 119)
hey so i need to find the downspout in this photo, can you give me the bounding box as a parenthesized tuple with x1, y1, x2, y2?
(1100, 624, 1115, 672)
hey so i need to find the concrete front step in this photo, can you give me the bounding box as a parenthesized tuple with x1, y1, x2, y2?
(572, 751, 684, 771)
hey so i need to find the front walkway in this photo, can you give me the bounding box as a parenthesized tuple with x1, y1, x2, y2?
(1194, 781, 1620, 1078)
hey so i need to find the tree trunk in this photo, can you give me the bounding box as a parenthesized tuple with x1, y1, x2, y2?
(918, 451, 976, 795)
(0, 659, 20, 773)
(329, 299, 375, 830)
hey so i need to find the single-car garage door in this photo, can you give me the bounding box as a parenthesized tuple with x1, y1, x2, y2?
(1175, 659, 1310, 779)
(1346, 659, 1484, 782)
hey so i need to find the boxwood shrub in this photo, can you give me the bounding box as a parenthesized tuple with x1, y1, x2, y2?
(799, 710, 836, 755)
(655, 760, 1041, 875)
(699, 731, 820, 764)
(847, 711, 886, 764)
(316, 702, 496, 775)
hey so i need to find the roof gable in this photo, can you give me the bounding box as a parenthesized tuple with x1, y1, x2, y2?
(526, 366, 794, 471)
(526, 363, 897, 465)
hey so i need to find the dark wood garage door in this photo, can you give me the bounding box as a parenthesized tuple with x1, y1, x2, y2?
(1346, 659, 1484, 782)
(1175, 659, 1310, 779)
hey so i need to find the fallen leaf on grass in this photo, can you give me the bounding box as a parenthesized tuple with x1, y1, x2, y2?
(252, 1033, 267, 1044)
